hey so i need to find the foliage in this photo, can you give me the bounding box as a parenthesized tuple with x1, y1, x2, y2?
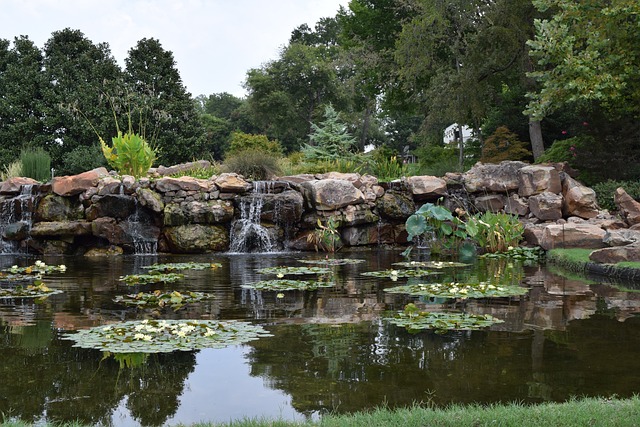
(301, 104, 357, 162)
(298, 258, 366, 266)
(256, 266, 333, 276)
(392, 261, 470, 269)
(3, 260, 67, 275)
(0, 160, 22, 181)
(362, 155, 409, 182)
(536, 136, 582, 165)
(480, 246, 545, 262)
(118, 273, 184, 286)
(100, 127, 156, 178)
(60, 144, 108, 175)
(62, 319, 273, 353)
(414, 144, 464, 176)
(480, 126, 532, 163)
(220, 148, 281, 180)
(466, 211, 524, 253)
(113, 290, 214, 310)
(226, 131, 283, 156)
(169, 164, 220, 180)
(360, 269, 442, 280)
(592, 179, 640, 212)
(387, 304, 503, 333)
(0, 282, 63, 299)
(143, 262, 222, 274)
(242, 279, 335, 292)
(526, 0, 640, 120)
(307, 217, 342, 253)
(19, 147, 51, 182)
(384, 281, 529, 299)
(404, 202, 468, 255)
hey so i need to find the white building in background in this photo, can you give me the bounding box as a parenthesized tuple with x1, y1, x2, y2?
(443, 124, 474, 145)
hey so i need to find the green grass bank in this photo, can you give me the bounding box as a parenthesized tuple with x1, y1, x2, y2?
(3, 396, 640, 427)
(547, 248, 640, 281)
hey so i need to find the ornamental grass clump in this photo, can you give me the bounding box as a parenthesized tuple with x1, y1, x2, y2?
(20, 147, 51, 182)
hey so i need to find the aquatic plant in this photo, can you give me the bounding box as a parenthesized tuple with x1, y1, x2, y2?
(114, 290, 214, 310)
(386, 304, 503, 333)
(119, 273, 184, 286)
(243, 279, 335, 291)
(62, 319, 273, 353)
(392, 261, 470, 269)
(3, 261, 67, 275)
(143, 262, 222, 274)
(384, 281, 529, 299)
(361, 269, 443, 279)
(257, 266, 333, 276)
(298, 258, 366, 266)
(0, 283, 63, 299)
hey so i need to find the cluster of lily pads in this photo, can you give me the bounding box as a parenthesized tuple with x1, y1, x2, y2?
(62, 319, 273, 353)
(384, 281, 529, 299)
(114, 290, 214, 310)
(0, 260, 67, 299)
(142, 262, 222, 274)
(243, 279, 335, 292)
(387, 304, 504, 334)
(361, 269, 442, 280)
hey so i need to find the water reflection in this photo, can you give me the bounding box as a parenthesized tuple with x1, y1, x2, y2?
(0, 251, 639, 426)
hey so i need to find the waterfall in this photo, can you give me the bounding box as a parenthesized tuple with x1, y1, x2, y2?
(0, 184, 36, 254)
(124, 200, 158, 255)
(228, 181, 278, 253)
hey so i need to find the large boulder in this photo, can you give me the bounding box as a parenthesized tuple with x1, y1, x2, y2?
(35, 194, 84, 221)
(214, 173, 252, 193)
(30, 221, 92, 237)
(85, 194, 137, 220)
(255, 190, 304, 224)
(462, 161, 528, 193)
(51, 167, 109, 196)
(518, 165, 562, 197)
(529, 192, 563, 221)
(614, 187, 640, 226)
(300, 179, 364, 211)
(406, 176, 447, 201)
(0, 177, 39, 195)
(504, 194, 529, 216)
(151, 160, 212, 177)
(163, 224, 229, 253)
(163, 200, 234, 226)
(562, 176, 599, 219)
(376, 191, 416, 220)
(539, 223, 607, 250)
(590, 244, 640, 263)
(136, 188, 165, 213)
(473, 194, 505, 213)
(603, 229, 640, 247)
(154, 176, 212, 193)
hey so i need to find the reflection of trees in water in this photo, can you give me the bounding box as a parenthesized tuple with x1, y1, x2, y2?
(0, 321, 197, 426)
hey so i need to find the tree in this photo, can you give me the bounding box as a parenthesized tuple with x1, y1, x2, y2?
(301, 104, 356, 161)
(42, 28, 123, 171)
(526, 0, 640, 120)
(125, 38, 205, 165)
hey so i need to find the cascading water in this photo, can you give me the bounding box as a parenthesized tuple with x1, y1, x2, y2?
(0, 184, 36, 254)
(123, 200, 158, 255)
(228, 181, 278, 253)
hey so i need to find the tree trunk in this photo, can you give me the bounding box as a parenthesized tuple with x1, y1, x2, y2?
(457, 123, 465, 171)
(528, 117, 544, 160)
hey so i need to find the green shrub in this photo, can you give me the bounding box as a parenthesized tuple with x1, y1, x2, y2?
(466, 211, 524, 253)
(227, 131, 283, 156)
(169, 164, 220, 180)
(362, 155, 408, 182)
(592, 179, 640, 211)
(60, 144, 108, 175)
(480, 126, 532, 163)
(101, 131, 156, 178)
(537, 136, 582, 164)
(221, 148, 281, 180)
(0, 160, 22, 181)
(20, 147, 51, 182)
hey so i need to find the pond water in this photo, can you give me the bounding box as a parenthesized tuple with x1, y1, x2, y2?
(1, 250, 640, 426)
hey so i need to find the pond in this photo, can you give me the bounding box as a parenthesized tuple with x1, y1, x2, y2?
(1, 250, 640, 426)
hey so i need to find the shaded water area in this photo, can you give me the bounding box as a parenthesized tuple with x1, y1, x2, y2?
(1, 251, 640, 426)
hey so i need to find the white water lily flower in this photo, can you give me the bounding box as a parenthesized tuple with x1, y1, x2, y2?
(103, 326, 112, 331)
(276, 293, 285, 299)
(488, 285, 496, 289)
(35, 260, 45, 267)
(176, 330, 187, 337)
(134, 333, 146, 340)
(59, 265, 67, 272)
(204, 328, 217, 337)
(390, 270, 398, 275)
(143, 335, 152, 341)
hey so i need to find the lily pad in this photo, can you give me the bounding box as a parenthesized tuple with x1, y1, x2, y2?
(0, 282, 63, 299)
(62, 319, 273, 353)
(384, 281, 529, 299)
(119, 273, 184, 286)
(297, 259, 366, 266)
(386, 308, 503, 333)
(256, 266, 332, 276)
(361, 269, 443, 279)
(243, 279, 335, 291)
(113, 290, 214, 309)
(2, 261, 67, 275)
(392, 261, 470, 269)
(143, 262, 222, 274)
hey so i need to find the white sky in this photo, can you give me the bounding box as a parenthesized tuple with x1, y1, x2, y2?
(0, 0, 349, 98)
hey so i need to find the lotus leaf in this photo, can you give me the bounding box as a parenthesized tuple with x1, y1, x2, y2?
(62, 319, 273, 353)
(297, 259, 366, 266)
(119, 273, 184, 285)
(256, 266, 332, 276)
(384, 281, 529, 299)
(143, 262, 222, 274)
(0, 282, 63, 299)
(361, 269, 442, 279)
(387, 309, 503, 333)
(392, 261, 470, 269)
(114, 290, 214, 309)
(243, 279, 335, 291)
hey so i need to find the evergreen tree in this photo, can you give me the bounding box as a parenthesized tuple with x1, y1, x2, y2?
(301, 104, 356, 161)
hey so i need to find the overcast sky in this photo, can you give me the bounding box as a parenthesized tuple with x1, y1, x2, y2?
(0, 0, 349, 98)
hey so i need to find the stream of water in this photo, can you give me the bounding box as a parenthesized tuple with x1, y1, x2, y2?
(1, 251, 639, 426)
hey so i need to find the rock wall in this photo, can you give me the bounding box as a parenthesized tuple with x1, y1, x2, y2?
(0, 161, 633, 256)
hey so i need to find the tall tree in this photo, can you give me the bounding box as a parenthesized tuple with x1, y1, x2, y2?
(125, 38, 205, 165)
(42, 28, 123, 169)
